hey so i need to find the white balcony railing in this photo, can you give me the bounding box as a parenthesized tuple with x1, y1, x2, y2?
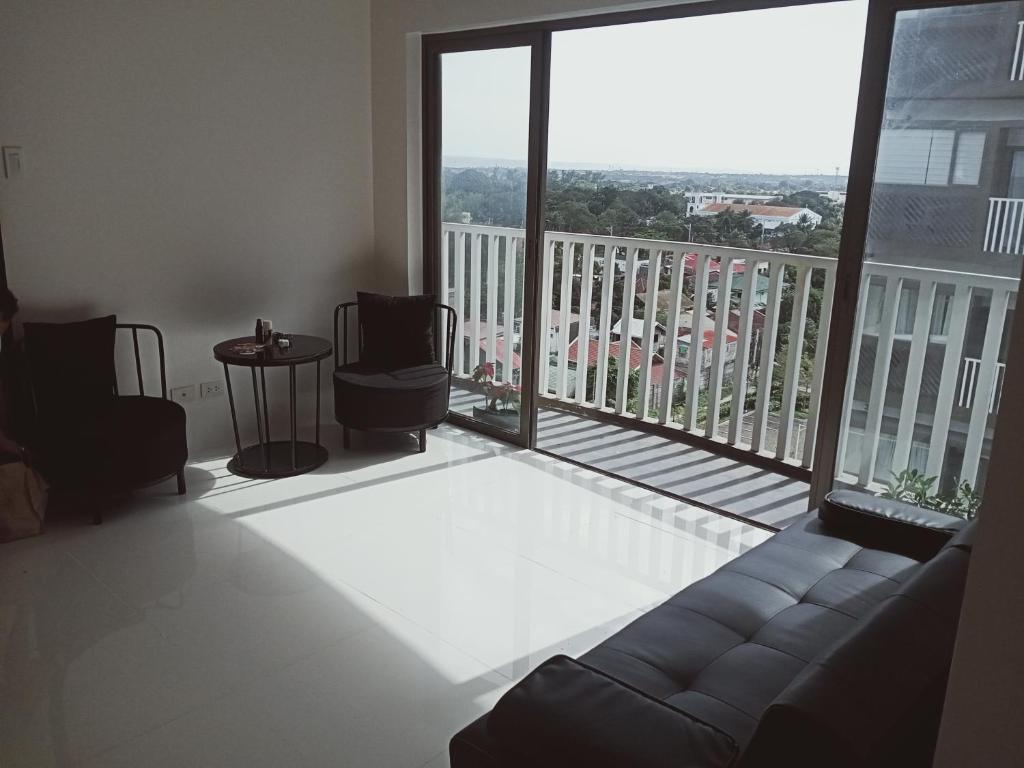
(984, 197, 1024, 255)
(1013, 21, 1024, 81)
(958, 357, 1006, 413)
(441, 223, 1018, 493)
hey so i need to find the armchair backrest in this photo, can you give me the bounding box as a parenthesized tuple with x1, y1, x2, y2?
(334, 300, 456, 373)
(23, 317, 168, 425)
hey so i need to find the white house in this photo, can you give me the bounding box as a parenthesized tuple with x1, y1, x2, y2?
(693, 202, 823, 230)
(684, 192, 777, 215)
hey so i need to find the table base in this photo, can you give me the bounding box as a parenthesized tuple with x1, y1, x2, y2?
(227, 441, 328, 478)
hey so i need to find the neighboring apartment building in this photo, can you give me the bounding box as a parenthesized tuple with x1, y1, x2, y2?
(842, 2, 1024, 493)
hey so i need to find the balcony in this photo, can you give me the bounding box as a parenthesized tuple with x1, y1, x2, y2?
(443, 222, 1019, 525)
(984, 197, 1024, 255)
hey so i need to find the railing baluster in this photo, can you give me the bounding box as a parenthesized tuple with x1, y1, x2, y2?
(454, 231, 466, 375)
(469, 233, 483, 374)
(858, 275, 903, 486)
(891, 279, 936, 474)
(616, 247, 639, 414)
(1011, 201, 1019, 256)
(926, 284, 973, 482)
(684, 252, 710, 432)
(659, 251, 685, 425)
(705, 257, 735, 439)
(487, 234, 499, 379)
(961, 287, 1012, 486)
(836, 277, 872, 477)
(776, 266, 812, 461)
(728, 261, 758, 446)
(556, 240, 576, 399)
(502, 234, 516, 385)
(595, 244, 615, 409)
(984, 198, 996, 252)
(801, 265, 836, 467)
(637, 249, 663, 419)
(538, 236, 556, 396)
(575, 241, 596, 405)
(999, 199, 1007, 253)
(1013, 20, 1024, 80)
(750, 263, 785, 452)
(440, 229, 450, 368)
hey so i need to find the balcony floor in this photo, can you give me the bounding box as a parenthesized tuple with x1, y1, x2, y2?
(449, 385, 809, 529)
(535, 408, 810, 529)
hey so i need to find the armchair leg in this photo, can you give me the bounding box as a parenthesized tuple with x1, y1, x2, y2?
(418, 428, 426, 453)
(343, 427, 351, 450)
(176, 469, 186, 495)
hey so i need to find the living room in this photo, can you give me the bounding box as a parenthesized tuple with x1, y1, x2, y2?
(1, 0, 1022, 766)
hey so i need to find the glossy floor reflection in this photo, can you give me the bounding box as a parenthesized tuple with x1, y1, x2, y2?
(0, 424, 772, 767)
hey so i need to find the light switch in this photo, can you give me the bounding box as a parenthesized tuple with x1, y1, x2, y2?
(2, 146, 23, 179)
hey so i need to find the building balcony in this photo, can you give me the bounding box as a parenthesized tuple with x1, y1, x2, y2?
(984, 197, 1024, 255)
(442, 222, 1019, 522)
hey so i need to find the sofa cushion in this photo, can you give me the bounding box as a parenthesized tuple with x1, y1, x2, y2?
(568, 514, 918, 749)
(739, 544, 970, 768)
(488, 655, 738, 768)
(356, 292, 436, 369)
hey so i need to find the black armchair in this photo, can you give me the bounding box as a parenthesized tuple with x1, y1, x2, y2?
(23, 315, 188, 523)
(333, 295, 456, 453)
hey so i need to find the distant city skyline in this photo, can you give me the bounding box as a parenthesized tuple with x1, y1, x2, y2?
(442, 1, 868, 177)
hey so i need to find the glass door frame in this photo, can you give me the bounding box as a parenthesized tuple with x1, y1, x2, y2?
(421, 29, 552, 448)
(423, 0, 1005, 511)
(807, 0, 1016, 507)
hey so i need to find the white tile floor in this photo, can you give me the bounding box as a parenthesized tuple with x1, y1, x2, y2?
(0, 424, 772, 768)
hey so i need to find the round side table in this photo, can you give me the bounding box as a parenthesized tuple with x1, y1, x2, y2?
(213, 335, 332, 478)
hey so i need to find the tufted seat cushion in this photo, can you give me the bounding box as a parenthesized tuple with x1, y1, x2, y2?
(333, 362, 450, 431)
(577, 515, 919, 748)
(452, 498, 970, 767)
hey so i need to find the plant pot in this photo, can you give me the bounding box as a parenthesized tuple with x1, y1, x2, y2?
(472, 406, 519, 431)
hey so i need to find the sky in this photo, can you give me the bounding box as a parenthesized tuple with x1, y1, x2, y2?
(441, 0, 868, 176)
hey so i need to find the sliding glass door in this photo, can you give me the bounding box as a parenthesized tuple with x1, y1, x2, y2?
(424, 0, 1022, 524)
(825, 0, 1024, 519)
(423, 33, 547, 445)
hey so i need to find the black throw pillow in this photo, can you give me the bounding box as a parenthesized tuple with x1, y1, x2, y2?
(23, 315, 117, 424)
(357, 292, 435, 369)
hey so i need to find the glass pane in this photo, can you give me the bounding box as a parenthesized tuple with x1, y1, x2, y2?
(439, 47, 531, 435)
(533, 1, 866, 523)
(835, 1, 1024, 522)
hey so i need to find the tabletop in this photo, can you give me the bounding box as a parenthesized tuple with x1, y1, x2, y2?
(214, 335, 333, 367)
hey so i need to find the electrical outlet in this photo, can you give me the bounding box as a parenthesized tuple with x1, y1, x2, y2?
(170, 384, 197, 404)
(200, 381, 225, 399)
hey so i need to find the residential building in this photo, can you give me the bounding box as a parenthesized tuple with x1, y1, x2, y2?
(693, 202, 824, 229)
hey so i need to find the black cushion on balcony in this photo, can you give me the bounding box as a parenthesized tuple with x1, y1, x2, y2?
(23, 315, 117, 421)
(356, 292, 436, 369)
(333, 362, 449, 431)
(820, 489, 965, 562)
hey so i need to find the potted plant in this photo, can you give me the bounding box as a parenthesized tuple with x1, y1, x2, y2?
(471, 362, 520, 430)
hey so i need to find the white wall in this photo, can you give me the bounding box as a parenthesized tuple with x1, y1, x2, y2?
(0, 0, 373, 455)
(934, 291, 1024, 766)
(368, 0, 679, 296)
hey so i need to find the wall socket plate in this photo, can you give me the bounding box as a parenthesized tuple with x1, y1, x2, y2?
(170, 384, 197, 404)
(200, 381, 225, 399)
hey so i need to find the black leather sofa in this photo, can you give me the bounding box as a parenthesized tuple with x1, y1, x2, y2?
(450, 490, 973, 768)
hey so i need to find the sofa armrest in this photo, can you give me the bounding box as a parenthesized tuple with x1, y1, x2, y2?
(819, 490, 965, 562)
(485, 655, 737, 768)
